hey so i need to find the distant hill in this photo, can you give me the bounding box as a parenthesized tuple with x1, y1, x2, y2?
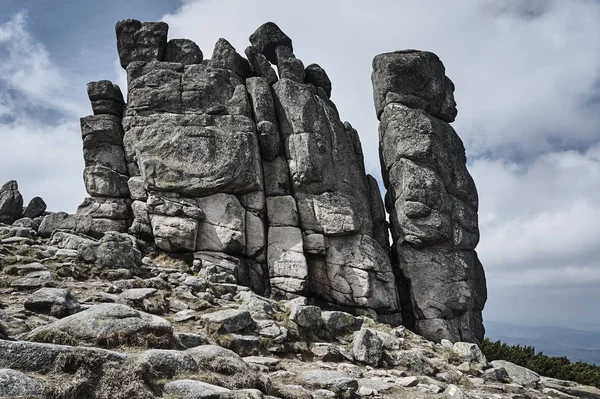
(486, 321, 600, 365)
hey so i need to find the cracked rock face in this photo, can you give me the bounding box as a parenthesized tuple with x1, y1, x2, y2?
(373, 50, 487, 343)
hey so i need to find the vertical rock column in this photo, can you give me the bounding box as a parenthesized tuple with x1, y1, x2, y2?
(249, 23, 400, 319)
(373, 50, 487, 343)
(76, 81, 131, 238)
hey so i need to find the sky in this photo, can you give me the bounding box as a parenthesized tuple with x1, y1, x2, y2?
(0, 0, 599, 330)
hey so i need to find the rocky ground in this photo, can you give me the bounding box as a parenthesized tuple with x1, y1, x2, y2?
(0, 223, 599, 399)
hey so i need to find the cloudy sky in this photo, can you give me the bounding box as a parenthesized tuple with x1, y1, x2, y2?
(1, 0, 599, 330)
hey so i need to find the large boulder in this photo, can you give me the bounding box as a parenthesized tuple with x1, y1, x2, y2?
(0, 180, 23, 224)
(25, 303, 174, 348)
(0, 340, 128, 373)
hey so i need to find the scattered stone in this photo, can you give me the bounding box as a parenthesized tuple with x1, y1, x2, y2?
(353, 328, 383, 366)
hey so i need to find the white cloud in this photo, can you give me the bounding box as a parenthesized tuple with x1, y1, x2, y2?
(0, 12, 87, 211)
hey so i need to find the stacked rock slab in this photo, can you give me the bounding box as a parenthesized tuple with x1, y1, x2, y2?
(71, 19, 401, 320)
(76, 80, 131, 238)
(372, 50, 487, 343)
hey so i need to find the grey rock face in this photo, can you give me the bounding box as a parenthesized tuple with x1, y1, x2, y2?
(0, 180, 23, 224)
(116, 19, 168, 68)
(23, 196, 47, 219)
(373, 50, 486, 343)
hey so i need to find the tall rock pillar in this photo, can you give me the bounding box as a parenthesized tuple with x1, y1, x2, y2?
(372, 50, 487, 343)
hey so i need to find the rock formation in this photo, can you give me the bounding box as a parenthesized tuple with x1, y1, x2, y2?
(74, 19, 400, 323)
(372, 50, 487, 343)
(0, 20, 486, 345)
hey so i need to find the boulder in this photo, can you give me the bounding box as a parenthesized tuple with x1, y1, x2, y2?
(290, 305, 321, 328)
(372, 50, 457, 122)
(164, 380, 230, 398)
(116, 19, 168, 68)
(0, 340, 128, 373)
(186, 345, 249, 374)
(87, 80, 125, 116)
(304, 63, 332, 97)
(23, 196, 47, 219)
(24, 288, 81, 318)
(77, 232, 142, 270)
(137, 349, 199, 378)
(300, 370, 358, 396)
(352, 328, 383, 366)
(166, 38, 203, 65)
(490, 360, 540, 387)
(0, 180, 23, 224)
(25, 303, 174, 348)
(209, 38, 250, 79)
